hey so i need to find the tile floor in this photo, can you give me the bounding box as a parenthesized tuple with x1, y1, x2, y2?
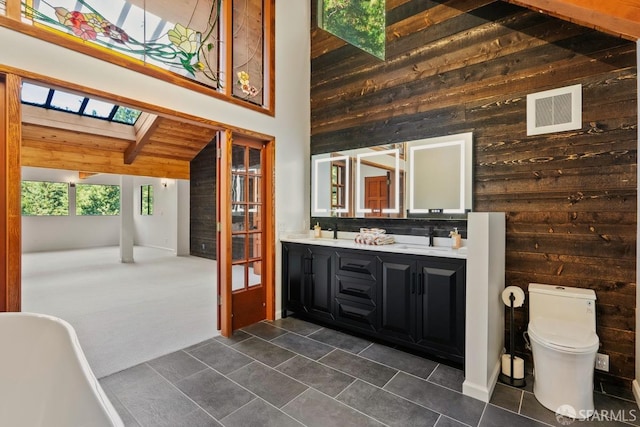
(101, 317, 639, 427)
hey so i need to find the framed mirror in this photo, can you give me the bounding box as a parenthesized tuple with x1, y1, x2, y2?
(355, 147, 401, 216)
(311, 154, 350, 216)
(310, 132, 472, 219)
(408, 132, 472, 214)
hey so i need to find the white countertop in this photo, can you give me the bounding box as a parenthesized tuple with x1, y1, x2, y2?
(280, 232, 467, 259)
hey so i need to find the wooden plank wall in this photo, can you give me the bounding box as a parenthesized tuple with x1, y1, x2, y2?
(190, 140, 218, 260)
(311, 0, 637, 390)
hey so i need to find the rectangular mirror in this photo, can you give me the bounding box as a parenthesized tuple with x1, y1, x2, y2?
(408, 132, 472, 214)
(310, 132, 472, 219)
(355, 147, 401, 216)
(312, 154, 350, 217)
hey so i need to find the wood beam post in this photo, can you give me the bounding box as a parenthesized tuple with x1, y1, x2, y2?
(219, 130, 233, 337)
(1, 73, 22, 312)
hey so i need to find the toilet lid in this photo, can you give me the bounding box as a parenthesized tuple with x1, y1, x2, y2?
(529, 317, 599, 353)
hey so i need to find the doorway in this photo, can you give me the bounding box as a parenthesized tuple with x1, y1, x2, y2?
(218, 132, 275, 335)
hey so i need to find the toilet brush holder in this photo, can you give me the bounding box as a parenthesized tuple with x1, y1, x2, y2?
(499, 287, 526, 388)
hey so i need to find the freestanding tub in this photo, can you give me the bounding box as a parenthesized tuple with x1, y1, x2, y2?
(0, 312, 124, 427)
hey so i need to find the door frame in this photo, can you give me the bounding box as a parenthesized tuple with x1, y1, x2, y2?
(218, 130, 275, 337)
(1, 69, 276, 332)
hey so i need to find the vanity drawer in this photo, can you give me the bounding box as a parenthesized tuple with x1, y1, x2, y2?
(335, 297, 378, 332)
(335, 251, 378, 281)
(335, 274, 376, 304)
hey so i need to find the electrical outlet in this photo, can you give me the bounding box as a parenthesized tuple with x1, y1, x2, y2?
(595, 353, 609, 372)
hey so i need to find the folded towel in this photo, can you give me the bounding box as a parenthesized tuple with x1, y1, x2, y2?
(354, 233, 395, 245)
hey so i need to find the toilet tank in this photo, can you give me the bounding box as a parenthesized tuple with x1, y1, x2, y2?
(528, 283, 596, 331)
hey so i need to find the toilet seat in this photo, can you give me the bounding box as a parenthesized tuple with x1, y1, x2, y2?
(528, 317, 599, 354)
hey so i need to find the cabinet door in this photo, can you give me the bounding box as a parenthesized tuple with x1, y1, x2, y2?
(282, 243, 308, 315)
(415, 258, 466, 358)
(377, 256, 415, 342)
(307, 247, 335, 321)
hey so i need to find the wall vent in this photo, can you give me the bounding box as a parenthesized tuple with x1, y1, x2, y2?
(526, 84, 582, 136)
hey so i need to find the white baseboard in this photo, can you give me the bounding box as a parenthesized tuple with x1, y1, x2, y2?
(632, 380, 640, 409)
(462, 359, 502, 402)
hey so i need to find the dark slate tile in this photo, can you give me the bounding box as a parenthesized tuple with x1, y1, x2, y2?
(337, 379, 440, 427)
(521, 390, 634, 427)
(319, 349, 397, 387)
(271, 332, 334, 360)
(489, 383, 523, 414)
(175, 369, 255, 420)
(147, 350, 208, 384)
(177, 409, 222, 427)
(188, 340, 252, 374)
(520, 391, 576, 427)
(215, 330, 252, 345)
(283, 388, 384, 427)
(220, 398, 303, 427)
(277, 355, 355, 397)
(183, 338, 217, 352)
(228, 362, 308, 408)
(480, 404, 548, 427)
(594, 392, 640, 426)
(241, 321, 290, 340)
(427, 364, 465, 392)
(384, 372, 486, 426)
(359, 343, 437, 378)
(99, 364, 208, 427)
(308, 328, 371, 353)
(434, 416, 468, 427)
(232, 337, 296, 367)
(271, 317, 323, 336)
(101, 385, 141, 427)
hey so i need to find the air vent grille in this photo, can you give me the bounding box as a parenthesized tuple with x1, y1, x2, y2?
(527, 84, 581, 135)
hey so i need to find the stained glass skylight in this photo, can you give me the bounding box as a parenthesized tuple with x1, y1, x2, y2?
(21, 81, 142, 125)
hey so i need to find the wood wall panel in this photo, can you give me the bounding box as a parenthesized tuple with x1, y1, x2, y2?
(310, 0, 637, 390)
(190, 140, 218, 260)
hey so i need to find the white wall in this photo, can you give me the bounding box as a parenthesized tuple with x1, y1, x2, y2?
(21, 168, 189, 254)
(2, 0, 311, 314)
(21, 167, 121, 253)
(132, 177, 187, 252)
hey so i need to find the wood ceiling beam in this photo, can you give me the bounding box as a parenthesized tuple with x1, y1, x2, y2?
(79, 172, 98, 179)
(124, 112, 161, 165)
(503, 0, 640, 41)
(22, 142, 189, 180)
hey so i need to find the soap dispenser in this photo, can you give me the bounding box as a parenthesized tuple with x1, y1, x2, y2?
(450, 228, 461, 249)
(313, 222, 322, 238)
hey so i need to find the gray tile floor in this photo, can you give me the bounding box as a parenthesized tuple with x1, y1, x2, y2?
(101, 317, 639, 427)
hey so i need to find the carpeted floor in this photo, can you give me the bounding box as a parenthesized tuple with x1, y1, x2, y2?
(22, 246, 219, 379)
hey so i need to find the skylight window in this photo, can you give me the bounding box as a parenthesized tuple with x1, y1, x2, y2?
(84, 99, 117, 119)
(50, 91, 84, 113)
(21, 82, 141, 125)
(319, 0, 386, 60)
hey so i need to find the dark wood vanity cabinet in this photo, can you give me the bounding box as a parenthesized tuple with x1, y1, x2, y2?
(281, 243, 334, 322)
(378, 255, 466, 363)
(282, 242, 466, 364)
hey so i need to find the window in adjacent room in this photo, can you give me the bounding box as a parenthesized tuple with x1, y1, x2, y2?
(21, 181, 69, 216)
(75, 184, 120, 216)
(141, 184, 154, 215)
(318, 0, 386, 60)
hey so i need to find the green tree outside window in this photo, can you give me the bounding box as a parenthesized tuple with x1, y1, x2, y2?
(319, 0, 386, 59)
(76, 184, 120, 216)
(141, 185, 154, 215)
(21, 181, 69, 216)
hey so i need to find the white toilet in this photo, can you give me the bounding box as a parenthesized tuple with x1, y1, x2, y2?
(528, 283, 600, 419)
